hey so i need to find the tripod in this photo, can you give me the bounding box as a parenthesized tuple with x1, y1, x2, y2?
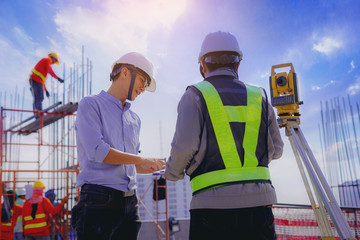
(280, 117, 356, 240)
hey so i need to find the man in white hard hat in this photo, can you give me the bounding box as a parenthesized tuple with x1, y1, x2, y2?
(165, 31, 284, 239)
(71, 52, 165, 240)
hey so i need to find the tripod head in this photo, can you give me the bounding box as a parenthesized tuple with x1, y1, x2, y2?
(269, 63, 303, 128)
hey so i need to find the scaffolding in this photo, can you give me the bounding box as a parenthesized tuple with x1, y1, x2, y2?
(0, 46, 92, 240)
(319, 96, 360, 207)
(0, 47, 170, 240)
(138, 172, 169, 240)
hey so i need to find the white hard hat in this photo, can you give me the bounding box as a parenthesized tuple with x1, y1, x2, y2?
(198, 31, 243, 62)
(112, 52, 156, 92)
(16, 188, 26, 196)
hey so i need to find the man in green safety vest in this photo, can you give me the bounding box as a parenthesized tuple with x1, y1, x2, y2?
(165, 31, 284, 240)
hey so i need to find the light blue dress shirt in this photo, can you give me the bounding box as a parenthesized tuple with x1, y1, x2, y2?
(75, 90, 140, 192)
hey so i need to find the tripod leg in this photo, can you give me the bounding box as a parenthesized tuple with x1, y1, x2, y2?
(290, 127, 355, 239)
(296, 128, 355, 239)
(288, 134, 334, 238)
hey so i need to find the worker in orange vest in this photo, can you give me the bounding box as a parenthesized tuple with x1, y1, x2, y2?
(1, 190, 23, 240)
(22, 181, 68, 240)
(29, 53, 64, 118)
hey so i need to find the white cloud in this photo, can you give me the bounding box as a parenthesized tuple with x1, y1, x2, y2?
(285, 48, 304, 62)
(348, 60, 355, 72)
(260, 72, 268, 79)
(312, 36, 343, 55)
(161, 82, 184, 95)
(324, 80, 335, 87)
(52, 0, 189, 94)
(54, 0, 188, 55)
(347, 76, 360, 95)
(311, 80, 335, 91)
(0, 37, 33, 87)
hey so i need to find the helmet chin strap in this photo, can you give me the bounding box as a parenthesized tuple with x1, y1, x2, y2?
(127, 69, 137, 100)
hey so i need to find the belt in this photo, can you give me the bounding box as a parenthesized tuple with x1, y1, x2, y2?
(81, 184, 135, 197)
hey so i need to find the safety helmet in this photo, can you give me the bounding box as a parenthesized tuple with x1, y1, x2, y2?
(48, 52, 59, 65)
(16, 188, 26, 196)
(45, 189, 56, 198)
(111, 52, 156, 92)
(33, 180, 45, 189)
(7, 190, 18, 199)
(198, 31, 243, 63)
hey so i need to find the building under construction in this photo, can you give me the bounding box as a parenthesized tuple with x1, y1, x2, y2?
(0, 51, 360, 239)
(0, 47, 91, 240)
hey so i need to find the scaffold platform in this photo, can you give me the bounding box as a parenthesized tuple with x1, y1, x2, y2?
(12, 102, 78, 135)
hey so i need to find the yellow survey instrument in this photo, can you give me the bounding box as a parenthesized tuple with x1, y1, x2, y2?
(269, 63, 302, 120)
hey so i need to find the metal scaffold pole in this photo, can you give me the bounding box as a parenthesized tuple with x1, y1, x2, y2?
(0, 47, 93, 239)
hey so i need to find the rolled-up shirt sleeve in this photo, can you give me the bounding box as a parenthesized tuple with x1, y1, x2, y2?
(75, 98, 110, 163)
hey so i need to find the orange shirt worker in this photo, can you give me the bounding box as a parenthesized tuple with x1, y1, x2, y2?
(1, 190, 23, 240)
(29, 53, 64, 118)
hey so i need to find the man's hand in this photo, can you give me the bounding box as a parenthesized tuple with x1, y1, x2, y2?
(58, 78, 64, 83)
(45, 91, 50, 98)
(136, 158, 166, 174)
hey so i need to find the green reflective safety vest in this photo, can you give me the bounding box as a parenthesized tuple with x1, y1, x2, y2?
(31, 68, 47, 83)
(31, 68, 48, 91)
(190, 80, 271, 194)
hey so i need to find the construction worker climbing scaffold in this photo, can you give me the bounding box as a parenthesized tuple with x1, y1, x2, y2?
(29, 52, 64, 118)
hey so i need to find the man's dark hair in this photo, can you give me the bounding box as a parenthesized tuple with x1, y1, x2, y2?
(110, 63, 123, 81)
(203, 51, 240, 72)
(110, 64, 151, 86)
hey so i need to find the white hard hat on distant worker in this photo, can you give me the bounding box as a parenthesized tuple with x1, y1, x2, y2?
(198, 31, 243, 63)
(48, 52, 60, 65)
(16, 188, 26, 196)
(111, 52, 156, 93)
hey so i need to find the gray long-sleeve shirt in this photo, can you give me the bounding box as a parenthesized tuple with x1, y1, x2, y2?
(165, 68, 284, 209)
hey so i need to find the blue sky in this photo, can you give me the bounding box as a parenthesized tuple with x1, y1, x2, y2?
(1, 0, 360, 204)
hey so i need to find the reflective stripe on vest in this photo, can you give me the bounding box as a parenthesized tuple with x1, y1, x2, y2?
(24, 213, 47, 231)
(24, 213, 46, 221)
(2, 209, 13, 229)
(31, 68, 48, 91)
(31, 68, 47, 83)
(23, 201, 50, 235)
(24, 221, 47, 230)
(191, 80, 270, 193)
